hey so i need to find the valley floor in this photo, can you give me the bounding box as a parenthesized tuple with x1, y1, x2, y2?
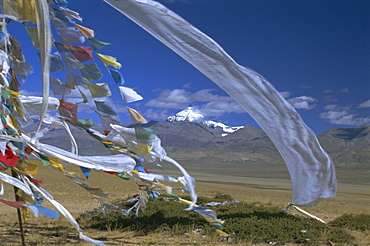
(0, 161, 369, 245)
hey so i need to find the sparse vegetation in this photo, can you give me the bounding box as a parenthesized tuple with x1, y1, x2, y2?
(80, 194, 362, 245)
(1, 164, 369, 245)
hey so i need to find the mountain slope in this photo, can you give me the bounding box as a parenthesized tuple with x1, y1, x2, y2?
(39, 121, 369, 168)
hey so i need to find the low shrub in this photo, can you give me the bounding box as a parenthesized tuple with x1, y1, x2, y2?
(329, 213, 370, 231)
(80, 195, 356, 245)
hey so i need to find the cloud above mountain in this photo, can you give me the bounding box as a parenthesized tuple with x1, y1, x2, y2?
(287, 95, 318, 110)
(320, 103, 370, 126)
(145, 88, 244, 119)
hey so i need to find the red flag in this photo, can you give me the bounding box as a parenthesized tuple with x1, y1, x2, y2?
(0, 145, 20, 167)
(58, 100, 78, 123)
(69, 46, 93, 62)
(0, 199, 25, 209)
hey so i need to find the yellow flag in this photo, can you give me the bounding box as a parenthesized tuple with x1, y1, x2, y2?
(48, 158, 65, 172)
(215, 229, 230, 237)
(97, 53, 122, 69)
(4, 0, 38, 23)
(22, 161, 39, 175)
(74, 23, 95, 38)
(136, 143, 150, 155)
(127, 107, 148, 124)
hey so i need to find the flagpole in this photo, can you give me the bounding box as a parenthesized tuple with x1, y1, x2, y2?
(11, 169, 26, 246)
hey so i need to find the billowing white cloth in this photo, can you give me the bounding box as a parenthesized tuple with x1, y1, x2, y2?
(35, 143, 136, 172)
(104, 0, 336, 207)
(0, 172, 33, 197)
(18, 95, 60, 118)
(138, 172, 178, 182)
(34, 0, 52, 137)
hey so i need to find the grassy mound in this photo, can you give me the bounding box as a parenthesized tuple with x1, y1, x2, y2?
(80, 194, 361, 245)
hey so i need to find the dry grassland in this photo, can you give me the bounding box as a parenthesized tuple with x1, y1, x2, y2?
(0, 161, 369, 245)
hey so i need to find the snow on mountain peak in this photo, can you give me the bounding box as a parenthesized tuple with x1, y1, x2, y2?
(166, 107, 205, 123)
(166, 107, 244, 136)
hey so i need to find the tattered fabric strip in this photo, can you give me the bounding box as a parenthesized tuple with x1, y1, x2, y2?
(104, 0, 336, 207)
(0, 171, 33, 197)
(26, 179, 105, 246)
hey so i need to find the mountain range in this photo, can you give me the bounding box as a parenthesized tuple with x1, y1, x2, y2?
(39, 119, 370, 169)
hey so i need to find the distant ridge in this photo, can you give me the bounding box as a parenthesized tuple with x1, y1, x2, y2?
(40, 122, 370, 168)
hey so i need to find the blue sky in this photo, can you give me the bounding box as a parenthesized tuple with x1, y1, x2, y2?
(8, 0, 370, 135)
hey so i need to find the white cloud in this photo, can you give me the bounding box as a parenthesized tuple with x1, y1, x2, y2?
(287, 95, 317, 110)
(145, 88, 233, 109)
(323, 88, 350, 93)
(359, 99, 370, 108)
(144, 88, 244, 119)
(324, 104, 339, 111)
(279, 91, 291, 99)
(320, 110, 370, 126)
(144, 108, 170, 120)
(193, 101, 244, 117)
(19, 90, 42, 97)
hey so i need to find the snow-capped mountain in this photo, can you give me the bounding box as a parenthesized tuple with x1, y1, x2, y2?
(166, 107, 244, 136)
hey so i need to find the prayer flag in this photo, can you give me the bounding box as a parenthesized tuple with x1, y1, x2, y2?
(108, 68, 124, 85)
(61, 7, 82, 22)
(80, 63, 103, 81)
(127, 107, 147, 124)
(74, 23, 95, 38)
(118, 86, 143, 103)
(58, 26, 86, 44)
(97, 53, 121, 69)
(95, 101, 118, 116)
(70, 46, 93, 62)
(58, 100, 78, 123)
(134, 126, 155, 140)
(87, 37, 110, 51)
(87, 83, 111, 98)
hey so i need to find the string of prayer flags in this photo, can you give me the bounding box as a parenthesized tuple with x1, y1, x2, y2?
(88, 37, 111, 51)
(97, 53, 121, 69)
(74, 24, 95, 38)
(118, 86, 143, 103)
